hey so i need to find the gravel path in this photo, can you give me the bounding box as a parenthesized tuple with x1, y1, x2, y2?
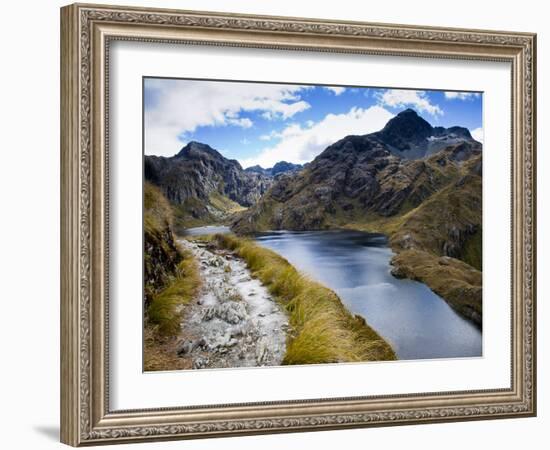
(175, 239, 289, 370)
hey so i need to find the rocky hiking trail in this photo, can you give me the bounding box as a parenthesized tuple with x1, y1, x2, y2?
(176, 239, 289, 369)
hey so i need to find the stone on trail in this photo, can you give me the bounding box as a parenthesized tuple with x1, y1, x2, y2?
(193, 356, 209, 369)
(177, 238, 289, 369)
(202, 302, 248, 324)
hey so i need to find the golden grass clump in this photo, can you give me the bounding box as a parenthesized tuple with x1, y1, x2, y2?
(147, 250, 201, 336)
(144, 181, 174, 232)
(215, 233, 396, 365)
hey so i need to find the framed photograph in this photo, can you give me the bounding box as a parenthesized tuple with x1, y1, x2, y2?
(60, 3, 537, 446)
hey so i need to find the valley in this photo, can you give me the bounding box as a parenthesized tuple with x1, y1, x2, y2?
(143, 108, 483, 370)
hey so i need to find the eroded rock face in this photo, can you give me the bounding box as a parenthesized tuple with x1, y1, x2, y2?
(232, 109, 482, 236)
(371, 108, 479, 159)
(245, 161, 303, 177)
(145, 142, 273, 208)
(144, 224, 180, 307)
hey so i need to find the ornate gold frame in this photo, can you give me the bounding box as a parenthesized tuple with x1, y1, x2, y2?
(60, 3, 537, 446)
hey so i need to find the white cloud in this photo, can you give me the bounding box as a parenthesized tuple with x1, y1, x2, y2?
(445, 91, 481, 100)
(259, 123, 305, 142)
(241, 106, 394, 168)
(260, 101, 310, 120)
(145, 79, 311, 156)
(325, 86, 346, 95)
(376, 89, 443, 116)
(228, 117, 253, 128)
(259, 132, 275, 141)
(470, 127, 484, 143)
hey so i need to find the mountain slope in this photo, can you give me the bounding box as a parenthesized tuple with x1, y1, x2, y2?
(232, 109, 483, 326)
(371, 108, 477, 159)
(145, 142, 273, 230)
(232, 133, 480, 233)
(245, 161, 304, 177)
(143, 182, 182, 307)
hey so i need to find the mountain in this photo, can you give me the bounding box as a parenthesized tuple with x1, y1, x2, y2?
(245, 161, 304, 177)
(244, 165, 270, 176)
(371, 108, 477, 159)
(232, 109, 483, 326)
(233, 131, 480, 233)
(145, 141, 273, 230)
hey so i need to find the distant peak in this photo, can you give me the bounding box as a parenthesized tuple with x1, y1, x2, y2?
(181, 141, 211, 151)
(397, 108, 419, 116)
(379, 108, 433, 138)
(177, 141, 218, 157)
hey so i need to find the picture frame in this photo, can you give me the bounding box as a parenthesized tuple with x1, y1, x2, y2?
(60, 2, 536, 446)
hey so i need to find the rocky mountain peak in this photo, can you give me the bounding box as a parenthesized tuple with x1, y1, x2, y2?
(434, 126, 473, 140)
(177, 141, 218, 157)
(177, 141, 243, 170)
(369, 108, 479, 159)
(377, 108, 434, 145)
(245, 161, 303, 177)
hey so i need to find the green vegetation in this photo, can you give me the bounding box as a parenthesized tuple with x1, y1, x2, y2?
(460, 228, 482, 271)
(391, 250, 482, 326)
(171, 192, 247, 234)
(352, 164, 483, 327)
(144, 181, 174, 231)
(144, 182, 181, 305)
(232, 152, 483, 327)
(209, 191, 247, 215)
(147, 252, 201, 335)
(143, 182, 201, 371)
(214, 233, 396, 364)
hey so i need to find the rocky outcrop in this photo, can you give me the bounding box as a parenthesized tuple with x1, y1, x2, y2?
(145, 142, 276, 228)
(143, 183, 181, 307)
(233, 109, 481, 235)
(245, 161, 303, 177)
(231, 109, 483, 326)
(371, 108, 480, 159)
(233, 136, 479, 233)
(145, 141, 273, 208)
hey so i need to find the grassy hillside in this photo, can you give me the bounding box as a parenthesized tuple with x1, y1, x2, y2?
(214, 234, 396, 364)
(171, 192, 246, 233)
(144, 182, 181, 305)
(232, 150, 483, 327)
(143, 182, 201, 370)
(350, 156, 483, 326)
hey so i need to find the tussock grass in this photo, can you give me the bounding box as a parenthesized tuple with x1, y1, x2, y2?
(461, 228, 482, 271)
(144, 182, 174, 231)
(209, 191, 247, 214)
(143, 323, 191, 372)
(391, 249, 482, 327)
(148, 251, 201, 336)
(215, 234, 396, 364)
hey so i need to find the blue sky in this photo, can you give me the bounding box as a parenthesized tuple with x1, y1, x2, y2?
(144, 78, 483, 168)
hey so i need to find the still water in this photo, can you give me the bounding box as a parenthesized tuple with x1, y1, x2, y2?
(183, 225, 231, 236)
(255, 230, 482, 360)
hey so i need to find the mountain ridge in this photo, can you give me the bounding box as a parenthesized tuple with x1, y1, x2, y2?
(245, 161, 304, 177)
(370, 108, 478, 159)
(145, 142, 307, 230)
(145, 141, 273, 229)
(230, 109, 483, 326)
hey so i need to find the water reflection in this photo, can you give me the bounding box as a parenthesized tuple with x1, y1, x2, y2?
(255, 230, 482, 360)
(182, 225, 231, 236)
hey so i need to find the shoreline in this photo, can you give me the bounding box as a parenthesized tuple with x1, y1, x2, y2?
(214, 233, 397, 365)
(174, 238, 289, 370)
(225, 221, 482, 329)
